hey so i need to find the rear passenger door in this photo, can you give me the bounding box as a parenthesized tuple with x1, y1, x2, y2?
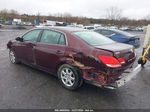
(34, 30, 66, 73)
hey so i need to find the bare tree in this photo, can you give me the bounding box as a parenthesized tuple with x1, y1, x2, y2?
(0, 9, 8, 20)
(10, 9, 18, 15)
(144, 14, 150, 21)
(106, 7, 122, 20)
(62, 12, 72, 23)
(9, 9, 19, 20)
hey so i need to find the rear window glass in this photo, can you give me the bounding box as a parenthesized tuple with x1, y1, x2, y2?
(101, 30, 114, 36)
(112, 29, 135, 37)
(73, 31, 115, 46)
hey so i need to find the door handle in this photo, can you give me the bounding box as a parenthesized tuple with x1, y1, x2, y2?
(56, 50, 63, 55)
(27, 43, 36, 48)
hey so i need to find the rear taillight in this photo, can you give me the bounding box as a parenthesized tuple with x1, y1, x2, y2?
(98, 56, 125, 68)
(118, 58, 126, 64)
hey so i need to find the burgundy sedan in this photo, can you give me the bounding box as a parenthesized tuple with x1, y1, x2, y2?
(7, 27, 136, 90)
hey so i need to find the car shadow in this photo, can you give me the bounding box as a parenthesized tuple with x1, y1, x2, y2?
(10, 62, 125, 109)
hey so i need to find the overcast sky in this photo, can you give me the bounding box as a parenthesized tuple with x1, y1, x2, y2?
(0, 0, 150, 19)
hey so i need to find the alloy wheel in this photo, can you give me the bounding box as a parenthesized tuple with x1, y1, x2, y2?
(60, 67, 75, 87)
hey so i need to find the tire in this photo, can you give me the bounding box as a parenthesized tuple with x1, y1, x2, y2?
(9, 50, 20, 64)
(138, 57, 147, 67)
(57, 64, 83, 90)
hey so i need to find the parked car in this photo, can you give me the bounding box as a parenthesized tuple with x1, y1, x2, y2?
(94, 28, 140, 48)
(119, 26, 130, 31)
(7, 27, 136, 90)
(4, 21, 12, 25)
(84, 26, 95, 30)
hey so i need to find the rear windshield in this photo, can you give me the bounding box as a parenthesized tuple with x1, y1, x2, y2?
(73, 31, 115, 46)
(112, 29, 135, 37)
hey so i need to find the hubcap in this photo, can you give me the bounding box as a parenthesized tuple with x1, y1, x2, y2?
(9, 51, 16, 63)
(60, 68, 75, 87)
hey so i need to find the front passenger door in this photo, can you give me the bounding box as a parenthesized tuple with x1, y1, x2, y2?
(15, 29, 42, 64)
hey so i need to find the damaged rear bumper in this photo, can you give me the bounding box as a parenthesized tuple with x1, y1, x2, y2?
(105, 64, 142, 89)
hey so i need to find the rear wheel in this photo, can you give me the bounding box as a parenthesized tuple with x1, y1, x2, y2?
(58, 64, 82, 90)
(9, 50, 19, 64)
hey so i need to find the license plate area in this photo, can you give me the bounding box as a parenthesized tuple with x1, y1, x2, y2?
(113, 64, 142, 88)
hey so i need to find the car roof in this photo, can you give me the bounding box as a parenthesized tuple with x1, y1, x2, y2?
(95, 28, 124, 33)
(95, 28, 136, 37)
(34, 26, 87, 33)
(95, 28, 116, 31)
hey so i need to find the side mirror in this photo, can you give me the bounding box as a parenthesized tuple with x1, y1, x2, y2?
(15, 37, 23, 42)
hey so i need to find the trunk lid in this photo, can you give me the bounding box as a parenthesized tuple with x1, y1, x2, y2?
(94, 42, 136, 66)
(94, 42, 133, 52)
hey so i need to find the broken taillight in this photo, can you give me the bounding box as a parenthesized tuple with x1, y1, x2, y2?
(98, 56, 125, 68)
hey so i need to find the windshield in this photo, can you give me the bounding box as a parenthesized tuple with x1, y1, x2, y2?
(73, 31, 115, 46)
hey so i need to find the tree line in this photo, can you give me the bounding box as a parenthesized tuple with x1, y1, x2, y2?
(0, 8, 150, 26)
